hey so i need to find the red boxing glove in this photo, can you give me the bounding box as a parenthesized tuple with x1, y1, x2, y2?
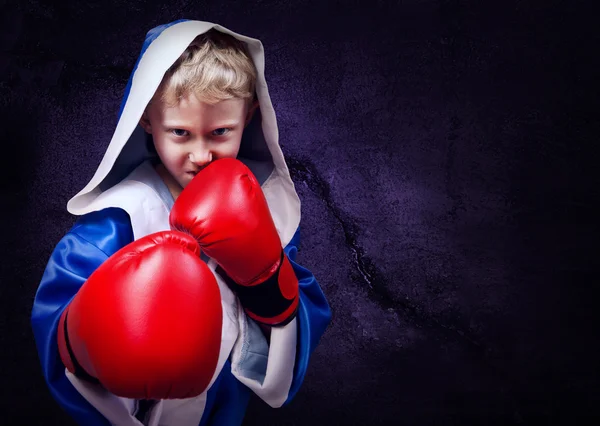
(57, 231, 222, 399)
(170, 158, 299, 326)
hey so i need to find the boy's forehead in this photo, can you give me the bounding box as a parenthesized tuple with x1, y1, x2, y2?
(150, 94, 247, 124)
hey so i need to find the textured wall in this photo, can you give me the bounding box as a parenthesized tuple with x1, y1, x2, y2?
(0, 0, 597, 425)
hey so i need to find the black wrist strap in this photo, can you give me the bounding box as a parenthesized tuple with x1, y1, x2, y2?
(215, 251, 297, 324)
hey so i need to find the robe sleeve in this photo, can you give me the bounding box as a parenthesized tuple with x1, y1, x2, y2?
(229, 227, 332, 407)
(30, 208, 134, 426)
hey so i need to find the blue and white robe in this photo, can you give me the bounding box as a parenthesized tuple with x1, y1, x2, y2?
(31, 19, 331, 426)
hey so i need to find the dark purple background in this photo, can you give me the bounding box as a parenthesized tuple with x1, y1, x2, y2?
(1, 0, 597, 425)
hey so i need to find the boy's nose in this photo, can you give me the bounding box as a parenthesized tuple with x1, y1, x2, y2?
(188, 146, 212, 166)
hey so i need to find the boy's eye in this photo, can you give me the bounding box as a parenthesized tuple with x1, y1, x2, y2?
(170, 128, 231, 137)
(212, 128, 231, 137)
(171, 129, 188, 137)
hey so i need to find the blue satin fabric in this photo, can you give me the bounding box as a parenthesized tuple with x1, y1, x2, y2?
(31, 207, 331, 425)
(283, 229, 333, 405)
(31, 208, 134, 426)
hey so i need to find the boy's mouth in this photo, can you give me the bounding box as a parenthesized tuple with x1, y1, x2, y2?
(186, 168, 205, 178)
(186, 164, 210, 178)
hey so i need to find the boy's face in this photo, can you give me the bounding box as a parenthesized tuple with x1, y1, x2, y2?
(140, 92, 257, 190)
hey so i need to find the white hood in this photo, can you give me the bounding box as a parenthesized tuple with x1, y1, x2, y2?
(66, 19, 301, 246)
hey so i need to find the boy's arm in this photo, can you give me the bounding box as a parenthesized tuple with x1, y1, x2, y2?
(30, 208, 134, 426)
(229, 227, 332, 407)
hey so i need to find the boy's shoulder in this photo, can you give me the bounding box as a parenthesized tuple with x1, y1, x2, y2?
(71, 160, 171, 241)
(69, 207, 134, 255)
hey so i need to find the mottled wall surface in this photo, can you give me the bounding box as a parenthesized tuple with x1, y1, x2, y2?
(0, 1, 597, 425)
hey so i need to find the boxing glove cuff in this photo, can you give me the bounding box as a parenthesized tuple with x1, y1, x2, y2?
(58, 309, 100, 384)
(216, 251, 299, 327)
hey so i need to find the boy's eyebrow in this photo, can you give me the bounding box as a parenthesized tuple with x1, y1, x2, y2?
(163, 121, 241, 128)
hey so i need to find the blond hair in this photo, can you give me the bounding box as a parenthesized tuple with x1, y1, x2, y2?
(152, 29, 257, 108)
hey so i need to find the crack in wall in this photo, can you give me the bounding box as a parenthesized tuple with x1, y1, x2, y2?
(286, 154, 525, 423)
(286, 155, 484, 353)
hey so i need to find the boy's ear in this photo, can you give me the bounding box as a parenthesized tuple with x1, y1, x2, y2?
(139, 110, 152, 133)
(244, 100, 259, 128)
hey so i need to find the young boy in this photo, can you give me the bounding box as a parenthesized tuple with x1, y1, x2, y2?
(31, 19, 331, 426)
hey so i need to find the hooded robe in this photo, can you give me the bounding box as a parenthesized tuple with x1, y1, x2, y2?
(31, 19, 331, 426)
